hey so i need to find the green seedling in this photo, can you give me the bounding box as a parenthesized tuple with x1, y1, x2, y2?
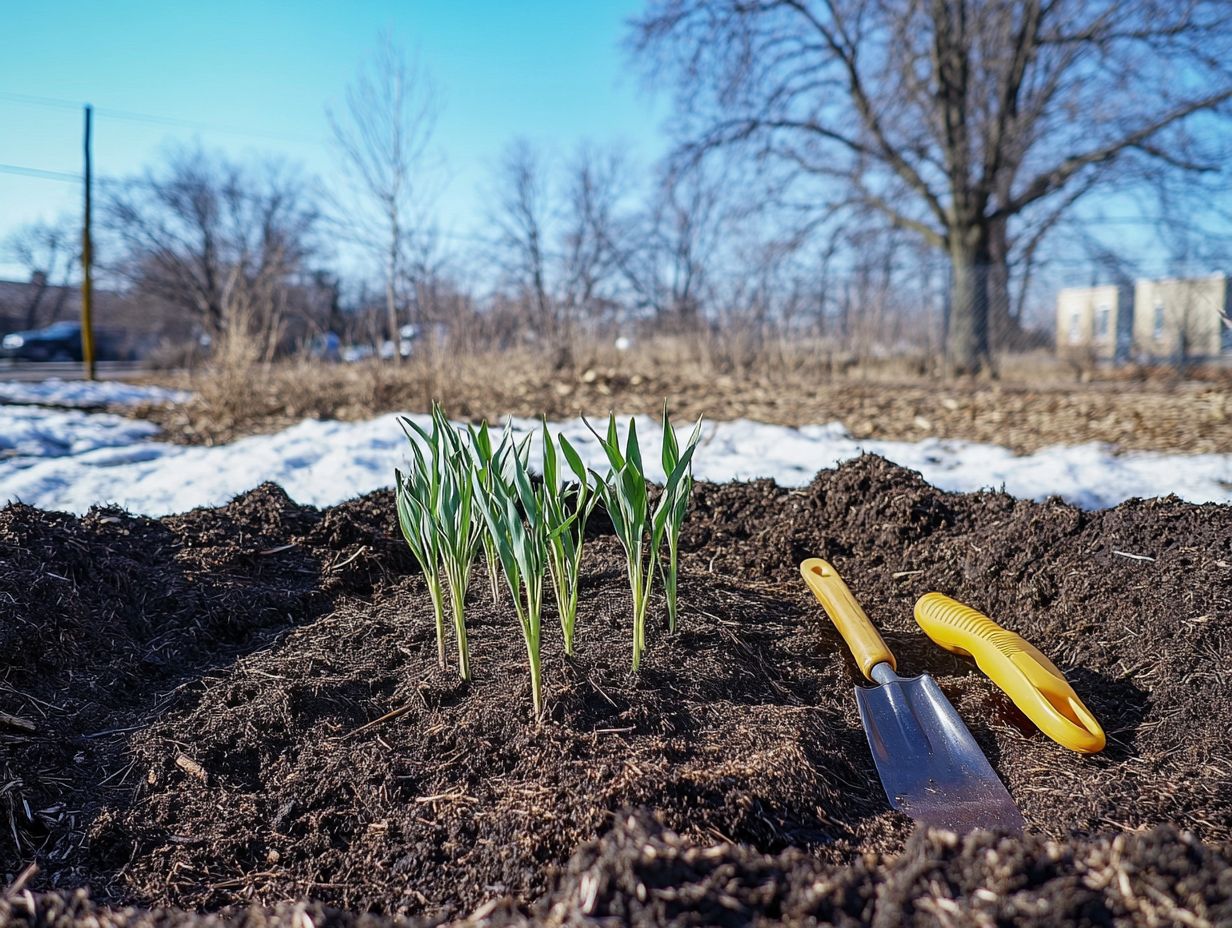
(659, 404, 703, 632)
(399, 405, 484, 680)
(541, 418, 601, 655)
(586, 412, 701, 671)
(472, 435, 553, 717)
(395, 417, 448, 670)
(467, 420, 507, 606)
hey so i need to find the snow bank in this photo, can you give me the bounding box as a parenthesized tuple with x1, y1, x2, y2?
(0, 406, 160, 460)
(0, 378, 188, 408)
(0, 408, 1228, 516)
(696, 419, 1232, 510)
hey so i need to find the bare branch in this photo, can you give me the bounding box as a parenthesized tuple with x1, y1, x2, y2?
(1000, 88, 1232, 217)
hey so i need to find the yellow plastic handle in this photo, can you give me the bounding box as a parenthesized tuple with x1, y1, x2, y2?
(800, 558, 896, 681)
(914, 593, 1106, 753)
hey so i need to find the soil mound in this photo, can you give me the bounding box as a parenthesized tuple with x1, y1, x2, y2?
(530, 811, 1232, 928)
(2, 456, 1230, 925)
(4, 816, 1228, 928)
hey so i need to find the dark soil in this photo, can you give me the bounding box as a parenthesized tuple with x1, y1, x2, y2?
(2, 455, 1230, 926)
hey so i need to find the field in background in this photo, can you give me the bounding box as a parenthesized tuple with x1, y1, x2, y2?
(127, 335, 1231, 454)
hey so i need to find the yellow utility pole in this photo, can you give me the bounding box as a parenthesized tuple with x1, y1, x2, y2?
(81, 103, 96, 380)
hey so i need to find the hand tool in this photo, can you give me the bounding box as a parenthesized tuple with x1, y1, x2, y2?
(915, 593, 1105, 753)
(800, 558, 1024, 834)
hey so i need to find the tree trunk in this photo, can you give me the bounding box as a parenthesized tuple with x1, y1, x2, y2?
(23, 277, 49, 329)
(946, 229, 994, 376)
(986, 217, 1025, 352)
(385, 241, 401, 366)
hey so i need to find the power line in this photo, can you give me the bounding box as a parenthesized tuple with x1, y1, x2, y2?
(0, 162, 78, 182)
(0, 159, 503, 249)
(0, 91, 81, 112)
(0, 90, 326, 147)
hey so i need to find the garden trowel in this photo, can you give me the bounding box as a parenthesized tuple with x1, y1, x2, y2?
(800, 558, 1024, 834)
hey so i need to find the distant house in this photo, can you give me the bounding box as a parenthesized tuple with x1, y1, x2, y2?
(0, 273, 195, 359)
(1057, 273, 1231, 364)
(0, 272, 76, 334)
(1133, 274, 1231, 362)
(1055, 283, 1134, 362)
(1, 273, 347, 361)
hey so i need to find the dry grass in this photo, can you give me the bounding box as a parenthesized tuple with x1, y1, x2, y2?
(133, 335, 1232, 454)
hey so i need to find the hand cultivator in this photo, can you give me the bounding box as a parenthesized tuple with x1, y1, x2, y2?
(801, 557, 1104, 835)
(915, 593, 1105, 754)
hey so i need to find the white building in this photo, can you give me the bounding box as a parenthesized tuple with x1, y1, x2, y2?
(1057, 273, 1230, 363)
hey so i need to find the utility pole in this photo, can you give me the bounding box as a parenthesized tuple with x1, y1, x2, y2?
(80, 103, 96, 380)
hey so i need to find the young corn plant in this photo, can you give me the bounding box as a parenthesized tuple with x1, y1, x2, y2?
(659, 405, 703, 633)
(467, 420, 506, 605)
(472, 439, 551, 717)
(587, 414, 700, 671)
(395, 418, 448, 669)
(540, 419, 600, 655)
(400, 406, 484, 680)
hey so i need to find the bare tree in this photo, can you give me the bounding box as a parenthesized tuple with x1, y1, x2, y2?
(3, 217, 79, 328)
(105, 146, 320, 357)
(558, 143, 631, 333)
(633, 0, 1232, 374)
(329, 34, 440, 360)
(489, 139, 556, 339)
(620, 162, 732, 324)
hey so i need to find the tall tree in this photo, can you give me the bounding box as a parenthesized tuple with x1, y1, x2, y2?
(490, 139, 556, 337)
(105, 146, 320, 355)
(617, 163, 732, 323)
(633, 0, 1232, 373)
(559, 143, 631, 331)
(329, 34, 440, 361)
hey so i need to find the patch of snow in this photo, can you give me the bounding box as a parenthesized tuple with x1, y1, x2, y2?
(0, 409, 1228, 516)
(0, 378, 188, 408)
(0, 406, 160, 460)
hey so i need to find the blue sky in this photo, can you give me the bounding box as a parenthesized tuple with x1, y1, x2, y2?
(0, 2, 1218, 290)
(0, 0, 666, 276)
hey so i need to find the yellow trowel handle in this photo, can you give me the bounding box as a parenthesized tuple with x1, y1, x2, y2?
(800, 558, 896, 681)
(914, 593, 1106, 753)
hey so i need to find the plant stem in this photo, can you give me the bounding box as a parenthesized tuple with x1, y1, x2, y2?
(567, 534, 585, 653)
(664, 537, 680, 632)
(640, 557, 654, 654)
(548, 553, 575, 655)
(566, 568, 580, 654)
(630, 558, 646, 671)
(519, 575, 545, 717)
(446, 567, 471, 680)
(484, 544, 502, 604)
(526, 634, 543, 718)
(428, 574, 446, 669)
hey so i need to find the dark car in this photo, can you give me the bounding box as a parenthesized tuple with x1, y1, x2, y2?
(1, 321, 84, 361)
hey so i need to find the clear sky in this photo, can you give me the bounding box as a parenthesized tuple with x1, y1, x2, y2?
(0, 2, 1218, 291)
(0, 0, 666, 277)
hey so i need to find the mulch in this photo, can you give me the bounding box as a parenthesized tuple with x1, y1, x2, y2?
(1, 455, 1229, 926)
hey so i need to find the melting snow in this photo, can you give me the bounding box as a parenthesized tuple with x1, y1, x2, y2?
(0, 378, 188, 408)
(0, 401, 1228, 516)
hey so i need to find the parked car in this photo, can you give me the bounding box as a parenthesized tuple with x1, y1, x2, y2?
(1, 321, 84, 361)
(306, 331, 342, 362)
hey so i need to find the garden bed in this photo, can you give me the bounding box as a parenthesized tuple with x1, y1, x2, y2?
(2, 456, 1229, 925)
